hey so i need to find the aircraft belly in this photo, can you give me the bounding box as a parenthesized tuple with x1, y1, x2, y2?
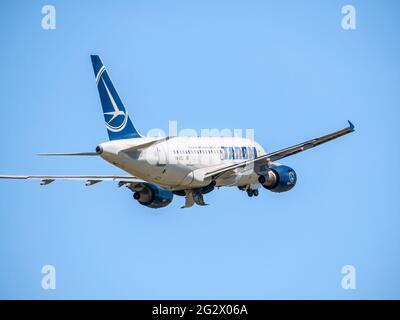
(108, 149, 259, 189)
(123, 159, 191, 186)
(216, 171, 259, 187)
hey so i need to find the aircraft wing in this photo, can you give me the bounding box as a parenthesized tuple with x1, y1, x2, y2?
(204, 121, 355, 179)
(258, 120, 355, 163)
(0, 175, 146, 186)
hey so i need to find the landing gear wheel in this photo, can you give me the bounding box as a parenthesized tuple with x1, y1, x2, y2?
(247, 189, 253, 197)
(253, 189, 259, 197)
(133, 192, 141, 200)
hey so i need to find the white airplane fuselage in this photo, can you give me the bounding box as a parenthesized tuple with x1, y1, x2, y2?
(98, 136, 266, 191)
(0, 55, 354, 209)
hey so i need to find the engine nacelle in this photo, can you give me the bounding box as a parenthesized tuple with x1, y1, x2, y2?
(258, 165, 297, 193)
(133, 183, 173, 208)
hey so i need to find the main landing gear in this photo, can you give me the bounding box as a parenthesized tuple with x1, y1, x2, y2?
(239, 185, 259, 197)
(246, 188, 259, 197)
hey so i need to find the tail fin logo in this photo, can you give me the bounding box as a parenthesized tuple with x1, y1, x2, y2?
(100, 77, 128, 133)
(91, 55, 142, 140)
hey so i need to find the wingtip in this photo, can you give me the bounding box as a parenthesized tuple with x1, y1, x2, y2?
(348, 120, 355, 131)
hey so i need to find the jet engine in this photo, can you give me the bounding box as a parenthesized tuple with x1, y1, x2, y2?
(258, 165, 297, 193)
(133, 183, 173, 208)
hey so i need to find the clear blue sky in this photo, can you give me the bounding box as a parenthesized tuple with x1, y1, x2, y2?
(0, 0, 399, 299)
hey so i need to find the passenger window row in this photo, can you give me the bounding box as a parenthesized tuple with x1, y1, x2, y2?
(172, 146, 257, 160)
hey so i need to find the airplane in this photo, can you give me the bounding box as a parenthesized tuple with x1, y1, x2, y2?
(0, 55, 355, 209)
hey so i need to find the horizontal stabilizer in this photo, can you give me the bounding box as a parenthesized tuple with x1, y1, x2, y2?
(120, 136, 175, 153)
(37, 152, 99, 156)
